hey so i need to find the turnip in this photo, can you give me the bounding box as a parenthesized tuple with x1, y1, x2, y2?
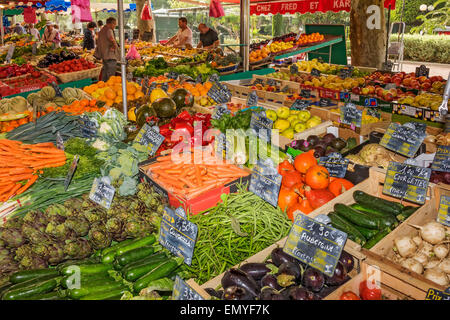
(418, 241, 433, 257)
(424, 268, 449, 286)
(424, 259, 440, 269)
(433, 244, 449, 259)
(401, 258, 424, 274)
(410, 222, 446, 245)
(412, 235, 423, 247)
(394, 236, 417, 258)
(412, 252, 429, 265)
(438, 259, 450, 274)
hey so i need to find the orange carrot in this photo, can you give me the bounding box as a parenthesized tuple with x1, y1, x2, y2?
(15, 175, 38, 195)
(3, 183, 21, 200)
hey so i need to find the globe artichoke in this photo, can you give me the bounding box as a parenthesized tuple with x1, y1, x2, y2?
(64, 216, 89, 237)
(64, 238, 92, 259)
(0, 227, 25, 248)
(88, 223, 112, 250)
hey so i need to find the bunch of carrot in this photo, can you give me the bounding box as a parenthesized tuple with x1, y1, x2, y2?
(0, 139, 66, 202)
(146, 151, 250, 199)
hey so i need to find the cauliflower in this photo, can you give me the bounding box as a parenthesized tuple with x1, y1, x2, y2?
(99, 122, 113, 134)
(92, 138, 110, 151)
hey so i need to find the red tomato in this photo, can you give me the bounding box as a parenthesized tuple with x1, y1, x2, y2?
(359, 280, 382, 300)
(340, 292, 360, 300)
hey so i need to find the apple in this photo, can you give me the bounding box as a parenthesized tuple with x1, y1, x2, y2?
(383, 92, 394, 101)
(421, 82, 431, 91)
(361, 87, 370, 95)
(389, 88, 398, 97)
(367, 86, 375, 94)
(352, 87, 361, 95)
(375, 88, 385, 97)
(418, 76, 427, 83)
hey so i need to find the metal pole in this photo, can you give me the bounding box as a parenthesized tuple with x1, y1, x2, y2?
(240, 0, 249, 71)
(117, 0, 128, 120)
(0, 9, 4, 47)
(384, 5, 391, 63)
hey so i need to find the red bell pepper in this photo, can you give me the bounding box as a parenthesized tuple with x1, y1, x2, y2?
(340, 291, 360, 300)
(359, 280, 382, 300)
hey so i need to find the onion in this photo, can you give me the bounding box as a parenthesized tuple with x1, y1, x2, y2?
(412, 235, 423, 247)
(438, 259, 450, 274)
(401, 258, 424, 274)
(433, 244, 449, 259)
(412, 252, 429, 265)
(424, 268, 449, 286)
(394, 236, 417, 258)
(410, 222, 446, 245)
(424, 259, 440, 269)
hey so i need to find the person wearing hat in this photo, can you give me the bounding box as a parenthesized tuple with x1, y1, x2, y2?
(29, 24, 40, 41)
(42, 22, 58, 45)
(13, 23, 25, 35)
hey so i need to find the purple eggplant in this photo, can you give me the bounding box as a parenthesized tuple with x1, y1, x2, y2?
(285, 286, 315, 300)
(325, 261, 348, 286)
(339, 251, 354, 273)
(276, 261, 302, 287)
(221, 268, 260, 297)
(205, 288, 221, 299)
(239, 263, 271, 281)
(302, 267, 325, 292)
(260, 273, 282, 291)
(315, 285, 337, 299)
(271, 248, 300, 267)
(222, 286, 254, 300)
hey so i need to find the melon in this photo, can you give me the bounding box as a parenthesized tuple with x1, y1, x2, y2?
(151, 98, 177, 119)
(40, 86, 56, 100)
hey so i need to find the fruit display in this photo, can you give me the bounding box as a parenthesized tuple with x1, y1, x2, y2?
(48, 58, 97, 74)
(0, 96, 34, 133)
(296, 33, 325, 46)
(398, 93, 443, 110)
(37, 51, 79, 69)
(291, 60, 371, 77)
(345, 143, 398, 169)
(0, 64, 38, 79)
(26, 86, 90, 114)
(265, 40, 295, 54)
(366, 71, 446, 94)
(289, 133, 357, 156)
(329, 108, 382, 124)
(268, 107, 322, 139)
(0, 72, 57, 98)
(210, 53, 241, 69)
(249, 46, 271, 63)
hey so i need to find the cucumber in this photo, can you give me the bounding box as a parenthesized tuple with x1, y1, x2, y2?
(133, 259, 182, 293)
(61, 273, 112, 289)
(68, 280, 125, 299)
(353, 190, 403, 215)
(79, 286, 128, 300)
(9, 268, 60, 284)
(116, 246, 155, 267)
(350, 203, 397, 219)
(329, 213, 366, 245)
(116, 235, 156, 256)
(334, 203, 383, 229)
(363, 228, 392, 249)
(2, 276, 62, 300)
(123, 255, 169, 282)
(396, 206, 419, 222)
(61, 263, 112, 276)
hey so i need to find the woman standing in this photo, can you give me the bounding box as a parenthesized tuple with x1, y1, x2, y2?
(83, 21, 97, 50)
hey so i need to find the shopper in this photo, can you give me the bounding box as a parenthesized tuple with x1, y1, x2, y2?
(29, 23, 40, 40)
(53, 24, 62, 48)
(164, 17, 192, 48)
(95, 17, 119, 82)
(13, 23, 25, 35)
(42, 22, 57, 45)
(83, 21, 97, 50)
(197, 23, 219, 49)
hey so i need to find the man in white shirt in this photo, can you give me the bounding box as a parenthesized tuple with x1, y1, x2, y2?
(29, 24, 40, 40)
(164, 17, 192, 48)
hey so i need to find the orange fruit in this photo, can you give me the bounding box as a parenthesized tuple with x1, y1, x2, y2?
(105, 88, 116, 100)
(97, 81, 105, 88)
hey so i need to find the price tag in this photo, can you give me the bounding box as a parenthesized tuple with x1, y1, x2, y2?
(437, 195, 450, 227)
(430, 145, 450, 173)
(175, 207, 187, 219)
(89, 177, 116, 209)
(253, 78, 264, 86)
(32, 43, 38, 55)
(365, 98, 378, 107)
(134, 123, 165, 156)
(295, 32, 302, 41)
(290, 64, 298, 74)
(382, 162, 431, 204)
(167, 71, 179, 80)
(56, 131, 64, 150)
(311, 68, 321, 77)
(214, 132, 226, 160)
(161, 82, 169, 92)
(159, 207, 198, 266)
(291, 99, 311, 110)
(172, 276, 204, 300)
(415, 64, 430, 78)
(382, 61, 393, 72)
(212, 104, 230, 120)
(51, 82, 63, 97)
(319, 98, 331, 107)
(207, 81, 232, 104)
(64, 155, 79, 191)
(318, 153, 349, 178)
(79, 115, 98, 138)
(267, 40, 273, 46)
(338, 66, 353, 79)
(209, 73, 220, 83)
(340, 103, 362, 128)
(146, 82, 156, 96)
(283, 213, 347, 277)
(247, 90, 259, 107)
(380, 122, 427, 158)
(249, 158, 282, 207)
(425, 288, 450, 300)
(250, 112, 273, 143)
(267, 78, 277, 87)
(300, 89, 311, 99)
(5, 45, 15, 63)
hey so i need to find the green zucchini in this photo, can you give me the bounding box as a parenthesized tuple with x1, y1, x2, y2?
(0, 283, 13, 297)
(350, 203, 397, 219)
(328, 213, 366, 245)
(396, 206, 419, 222)
(334, 203, 383, 229)
(61, 273, 112, 289)
(353, 225, 379, 239)
(363, 228, 392, 249)
(101, 239, 135, 264)
(9, 268, 60, 284)
(349, 205, 399, 228)
(57, 256, 102, 271)
(116, 246, 155, 267)
(353, 190, 403, 215)
(123, 255, 169, 282)
(17, 290, 67, 300)
(61, 263, 112, 276)
(2, 276, 62, 300)
(5, 273, 61, 292)
(79, 286, 128, 300)
(122, 252, 167, 272)
(133, 258, 182, 293)
(116, 235, 156, 256)
(68, 280, 125, 299)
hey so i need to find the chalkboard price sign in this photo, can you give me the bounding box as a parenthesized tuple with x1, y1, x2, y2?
(159, 207, 198, 266)
(283, 213, 348, 277)
(172, 276, 204, 300)
(247, 90, 259, 107)
(32, 43, 38, 55)
(253, 78, 264, 86)
(290, 64, 299, 74)
(51, 82, 63, 97)
(249, 159, 282, 207)
(382, 161, 431, 204)
(195, 74, 203, 84)
(379, 122, 427, 158)
(250, 112, 273, 143)
(161, 82, 169, 92)
(207, 81, 232, 104)
(425, 288, 450, 301)
(5, 45, 15, 63)
(267, 78, 277, 87)
(291, 99, 311, 110)
(318, 153, 349, 178)
(437, 195, 450, 227)
(209, 73, 220, 83)
(415, 64, 430, 78)
(340, 103, 362, 128)
(311, 68, 321, 77)
(430, 145, 450, 173)
(134, 123, 165, 156)
(212, 104, 230, 120)
(64, 155, 79, 191)
(300, 89, 311, 99)
(89, 177, 116, 209)
(167, 71, 179, 80)
(79, 115, 98, 138)
(338, 66, 353, 79)
(319, 98, 331, 107)
(214, 132, 227, 160)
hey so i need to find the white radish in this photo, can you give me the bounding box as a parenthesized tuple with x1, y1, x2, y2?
(394, 236, 417, 258)
(424, 267, 449, 286)
(433, 244, 449, 259)
(412, 252, 429, 265)
(424, 259, 440, 269)
(410, 222, 446, 245)
(438, 259, 450, 274)
(401, 258, 424, 274)
(418, 242, 434, 258)
(412, 235, 423, 247)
